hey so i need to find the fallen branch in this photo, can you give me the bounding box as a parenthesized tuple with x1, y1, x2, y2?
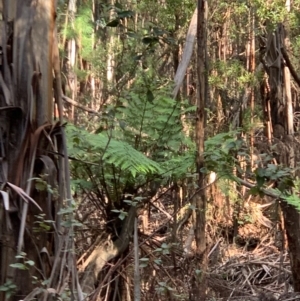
(235, 177, 282, 200)
(62, 95, 101, 115)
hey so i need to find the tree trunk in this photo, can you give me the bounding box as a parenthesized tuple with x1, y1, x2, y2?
(264, 14, 300, 292)
(192, 0, 208, 299)
(281, 202, 300, 291)
(195, 0, 207, 257)
(0, 1, 78, 300)
(66, 0, 77, 121)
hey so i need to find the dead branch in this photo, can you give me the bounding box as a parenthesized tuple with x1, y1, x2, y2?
(236, 177, 281, 200)
(62, 95, 101, 115)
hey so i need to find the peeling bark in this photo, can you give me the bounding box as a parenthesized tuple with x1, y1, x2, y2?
(0, 1, 78, 300)
(81, 206, 137, 294)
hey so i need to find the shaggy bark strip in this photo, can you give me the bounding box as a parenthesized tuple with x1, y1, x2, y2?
(81, 206, 137, 293)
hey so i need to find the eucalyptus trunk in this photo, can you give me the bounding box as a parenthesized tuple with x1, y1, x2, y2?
(0, 1, 78, 300)
(66, 0, 77, 121)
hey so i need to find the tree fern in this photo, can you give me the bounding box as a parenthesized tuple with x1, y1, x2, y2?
(67, 125, 162, 178)
(116, 90, 192, 156)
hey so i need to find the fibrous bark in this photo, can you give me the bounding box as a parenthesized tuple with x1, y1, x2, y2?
(80, 206, 137, 294)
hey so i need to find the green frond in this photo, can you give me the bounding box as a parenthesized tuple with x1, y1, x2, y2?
(67, 125, 162, 177)
(282, 193, 300, 212)
(116, 92, 190, 153)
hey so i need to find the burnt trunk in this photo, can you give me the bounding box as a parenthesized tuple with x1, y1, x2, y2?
(281, 202, 300, 291)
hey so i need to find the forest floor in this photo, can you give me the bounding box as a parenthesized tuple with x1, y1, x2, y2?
(76, 188, 300, 300)
(207, 242, 297, 300)
(143, 192, 300, 301)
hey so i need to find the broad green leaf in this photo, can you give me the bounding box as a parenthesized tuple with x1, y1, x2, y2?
(10, 263, 27, 270)
(25, 260, 35, 266)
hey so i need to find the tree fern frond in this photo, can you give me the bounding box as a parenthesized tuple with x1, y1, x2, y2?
(66, 125, 162, 177)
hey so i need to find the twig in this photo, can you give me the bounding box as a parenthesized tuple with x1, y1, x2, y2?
(208, 238, 222, 258)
